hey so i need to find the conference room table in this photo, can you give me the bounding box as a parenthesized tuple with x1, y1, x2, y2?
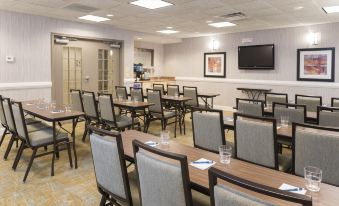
(264, 107, 317, 119)
(121, 130, 339, 206)
(22, 101, 84, 170)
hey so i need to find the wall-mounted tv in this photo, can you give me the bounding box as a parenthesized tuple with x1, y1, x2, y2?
(238, 44, 275, 70)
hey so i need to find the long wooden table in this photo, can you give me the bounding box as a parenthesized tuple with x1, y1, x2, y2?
(121, 130, 339, 206)
(22, 101, 84, 169)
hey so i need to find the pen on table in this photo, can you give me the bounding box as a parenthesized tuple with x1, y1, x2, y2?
(283, 188, 303, 192)
(192, 161, 214, 164)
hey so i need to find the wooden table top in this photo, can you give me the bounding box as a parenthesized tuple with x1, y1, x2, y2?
(121, 130, 339, 206)
(22, 101, 84, 122)
(161, 95, 192, 102)
(113, 100, 154, 109)
(264, 107, 317, 119)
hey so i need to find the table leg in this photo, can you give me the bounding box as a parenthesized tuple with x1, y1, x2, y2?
(178, 103, 182, 134)
(211, 97, 214, 109)
(72, 118, 78, 169)
(131, 110, 136, 130)
(51, 121, 56, 176)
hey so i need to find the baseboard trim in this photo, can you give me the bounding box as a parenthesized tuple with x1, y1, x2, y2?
(0, 82, 52, 91)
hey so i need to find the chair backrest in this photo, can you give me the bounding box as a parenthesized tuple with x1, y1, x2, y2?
(2, 98, 16, 133)
(115, 86, 128, 100)
(147, 89, 163, 114)
(236, 98, 264, 117)
(11, 101, 30, 145)
(133, 82, 143, 89)
(292, 123, 339, 186)
(331, 97, 339, 107)
(317, 106, 339, 127)
(265, 92, 288, 106)
(234, 113, 278, 170)
(183, 86, 198, 106)
(191, 108, 225, 153)
(89, 126, 132, 206)
(82, 91, 99, 120)
(209, 167, 312, 206)
(98, 93, 116, 124)
(130, 87, 144, 102)
(273, 102, 306, 124)
(70, 89, 84, 112)
(0, 95, 8, 126)
(153, 84, 165, 96)
(295, 94, 322, 113)
(167, 85, 180, 96)
(133, 140, 192, 206)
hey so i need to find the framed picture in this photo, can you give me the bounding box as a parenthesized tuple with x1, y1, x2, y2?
(297, 48, 335, 82)
(204, 52, 226, 78)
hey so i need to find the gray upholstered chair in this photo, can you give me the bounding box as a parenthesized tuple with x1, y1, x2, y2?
(236, 98, 264, 117)
(295, 94, 322, 113)
(0, 95, 10, 147)
(192, 108, 233, 154)
(133, 139, 192, 206)
(146, 89, 177, 137)
(317, 106, 339, 127)
(70, 89, 84, 113)
(183, 86, 204, 109)
(153, 84, 165, 96)
(331, 97, 339, 108)
(234, 113, 291, 172)
(167, 85, 180, 96)
(82, 91, 101, 142)
(292, 122, 339, 186)
(89, 126, 133, 206)
(130, 87, 144, 102)
(209, 167, 312, 206)
(98, 93, 139, 131)
(11, 101, 72, 182)
(265, 92, 288, 107)
(273, 102, 306, 125)
(115, 86, 128, 100)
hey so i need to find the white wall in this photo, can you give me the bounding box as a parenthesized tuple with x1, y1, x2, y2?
(134, 41, 164, 76)
(0, 10, 136, 101)
(163, 22, 339, 109)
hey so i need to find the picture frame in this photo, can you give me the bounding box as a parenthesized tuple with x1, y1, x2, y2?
(297, 47, 335, 82)
(204, 52, 226, 78)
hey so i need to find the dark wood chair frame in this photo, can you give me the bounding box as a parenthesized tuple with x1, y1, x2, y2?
(11, 101, 73, 182)
(115, 86, 128, 99)
(183, 86, 199, 108)
(233, 112, 279, 170)
(129, 87, 147, 123)
(191, 107, 226, 153)
(208, 167, 312, 206)
(152, 83, 165, 95)
(82, 90, 102, 142)
(167, 84, 180, 96)
(88, 125, 133, 206)
(132, 139, 193, 206)
(264, 92, 288, 106)
(292, 122, 339, 187)
(317, 105, 339, 125)
(295, 94, 322, 124)
(0, 95, 11, 148)
(145, 89, 178, 137)
(272, 102, 307, 123)
(235, 98, 265, 116)
(331, 97, 339, 107)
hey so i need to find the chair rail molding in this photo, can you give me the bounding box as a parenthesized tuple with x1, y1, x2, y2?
(0, 82, 52, 91)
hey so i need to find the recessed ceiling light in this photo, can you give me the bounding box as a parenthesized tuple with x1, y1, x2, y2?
(78, 15, 110, 22)
(130, 0, 173, 10)
(294, 6, 304, 10)
(137, 37, 143, 40)
(166, 26, 173, 29)
(107, 14, 114, 17)
(157, 29, 179, 34)
(323, 5, 339, 13)
(208, 21, 236, 28)
(206, 20, 213, 23)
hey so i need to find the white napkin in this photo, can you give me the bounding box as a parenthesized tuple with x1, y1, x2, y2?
(190, 158, 216, 170)
(279, 183, 307, 195)
(145, 141, 158, 147)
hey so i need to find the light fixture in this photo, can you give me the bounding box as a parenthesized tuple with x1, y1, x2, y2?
(157, 29, 179, 34)
(308, 32, 321, 45)
(110, 50, 113, 56)
(166, 26, 173, 29)
(206, 20, 213, 23)
(78, 15, 110, 22)
(208, 21, 236, 28)
(323, 5, 339, 13)
(294, 6, 304, 10)
(107, 14, 114, 17)
(130, 0, 173, 10)
(137, 37, 143, 40)
(209, 40, 220, 51)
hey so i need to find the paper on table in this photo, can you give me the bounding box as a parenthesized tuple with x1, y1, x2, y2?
(145, 141, 159, 147)
(279, 183, 307, 195)
(190, 158, 216, 170)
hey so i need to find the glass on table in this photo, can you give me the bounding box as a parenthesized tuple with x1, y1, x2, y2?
(117, 95, 124, 102)
(160, 130, 170, 145)
(174, 92, 179, 98)
(64, 104, 72, 112)
(219, 145, 232, 164)
(50, 100, 57, 111)
(280, 116, 289, 127)
(304, 166, 322, 192)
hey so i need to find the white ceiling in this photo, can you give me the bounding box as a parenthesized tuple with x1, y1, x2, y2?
(2, 0, 339, 43)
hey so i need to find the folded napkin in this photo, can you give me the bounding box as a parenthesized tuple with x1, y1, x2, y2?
(145, 141, 159, 147)
(190, 158, 216, 170)
(279, 183, 307, 195)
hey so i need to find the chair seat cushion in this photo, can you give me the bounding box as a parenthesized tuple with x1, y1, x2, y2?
(107, 116, 139, 128)
(29, 128, 68, 147)
(27, 122, 49, 133)
(152, 111, 176, 119)
(278, 154, 292, 172)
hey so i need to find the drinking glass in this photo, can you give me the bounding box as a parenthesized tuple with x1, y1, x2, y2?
(219, 145, 232, 164)
(280, 116, 289, 127)
(160, 130, 170, 145)
(50, 100, 57, 111)
(65, 104, 72, 112)
(304, 166, 322, 192)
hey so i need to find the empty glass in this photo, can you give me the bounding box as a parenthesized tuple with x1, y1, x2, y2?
(160, 130, 170, 145)
(304, 166, 322, 192)
(280, 116, 289, 127)
(219, 145, 232, 164)
(50, 100, 57, 111)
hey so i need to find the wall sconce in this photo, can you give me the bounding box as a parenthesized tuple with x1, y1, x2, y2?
(309, 32, 321, 45)
(209, 39, 220, 51)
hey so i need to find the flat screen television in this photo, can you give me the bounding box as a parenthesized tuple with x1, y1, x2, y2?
(238, 44, 275, 70)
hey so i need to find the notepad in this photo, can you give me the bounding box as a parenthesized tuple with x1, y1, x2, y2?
(190, 158, 216, 170)
(145, 141, 159, 147)
(279, 183, 307, 195)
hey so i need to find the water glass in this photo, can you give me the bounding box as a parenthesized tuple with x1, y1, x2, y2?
(280, 116, 289, 127)
(160, 130, 170, 145)
(219, 145, 232, 164)
(304, 166, 322, 192)
(50, 100, 57, 111)
(65, 104, 72, 112)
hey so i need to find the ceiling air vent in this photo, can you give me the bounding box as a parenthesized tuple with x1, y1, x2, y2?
(219, 12, 247, 21)
(63, 3, 99, 13)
